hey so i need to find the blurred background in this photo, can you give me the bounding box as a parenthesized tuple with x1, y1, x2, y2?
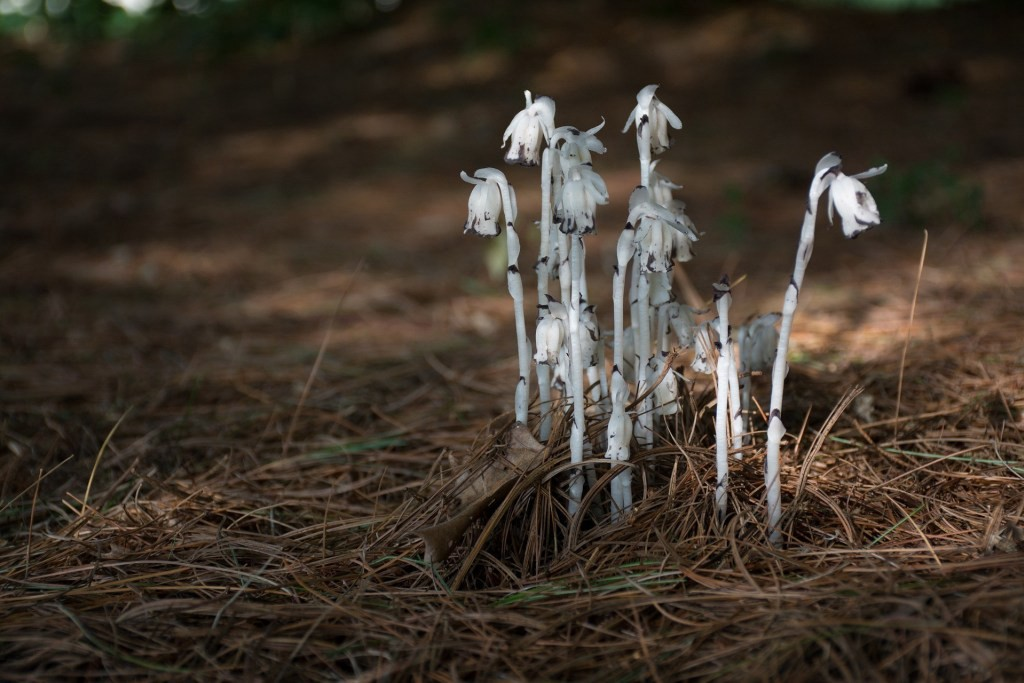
(1, 0, 1022, 481)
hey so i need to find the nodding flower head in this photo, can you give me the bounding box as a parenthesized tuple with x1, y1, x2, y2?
(622, 84, 682, 155)
(460, 168, 516, 237)
(808, 152, 888, 239)
(552, 120, 607, 169)
(534, 296, 567, 366)
(626, 186, 699, 272)
(502, 90, 556, 167)
(649, 160, 682, 206)
(557, 164, 609, 235)
(829, 164, 888, 239)
(739, 312, 781, 372)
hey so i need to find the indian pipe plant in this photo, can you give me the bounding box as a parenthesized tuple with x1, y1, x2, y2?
(459, 85, 887, 544)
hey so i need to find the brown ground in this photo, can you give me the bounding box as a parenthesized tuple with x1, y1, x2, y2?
(2, 1, 1024, 680)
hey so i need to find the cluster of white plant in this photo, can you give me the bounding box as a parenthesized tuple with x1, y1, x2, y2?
(461, 86, 886, 540)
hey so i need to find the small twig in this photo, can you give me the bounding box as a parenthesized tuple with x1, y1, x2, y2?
(81, 406, 132, 517)
(894, 229, 928, 440)
(283, 259, 364, 457)
(25, 467, 43, 579)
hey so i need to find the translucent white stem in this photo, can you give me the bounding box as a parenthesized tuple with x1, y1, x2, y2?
(634, 270, 654, 448)
(727, 336, 743, 456)
(498, 182, 531, 426)
(608, 247, 633, 518)
(737, 326, 752, 446)
(714, 343, 731, 522)
(714, 285, 732, 521)
(567, 234, 586, 516)
(537, 148, 554, 441)
(766, 199, 819, 544)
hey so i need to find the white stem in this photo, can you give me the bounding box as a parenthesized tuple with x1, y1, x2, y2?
(737, 327, 752, 446)
(727, 333, 743, 456)
(766, 198, 819, 544)
(567, 234, 586, 516)
(498, 182, 531, 426)
(558, 231, 572, 311)
(537, 149, 554, 441)
(612, 256, 628, 378)
(639, 115, 652, 193)
(609, 238, 633, 518)
(714, 284, 732, 521)
(635, 270, 654, 448)
(714, 341, 730, 522)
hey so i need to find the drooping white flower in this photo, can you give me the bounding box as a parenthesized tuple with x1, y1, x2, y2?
(666, 301, 699, 349)
(625, 186, 698, 272)
(551, 120, 607, 170)
(557, 163, 609, 235)
(739, 312, 782, 373)
(502, 90, 556, 167)
(534, 296, 566, 366)
(460, 168, 516, 237)
(828, 164, 888, 238)
(649, 160, 682, 205)
(622, 84, 682, 155)
(463, 180, 501, 237)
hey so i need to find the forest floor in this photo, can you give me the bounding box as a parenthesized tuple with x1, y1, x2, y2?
(2, 1, 1024, 680)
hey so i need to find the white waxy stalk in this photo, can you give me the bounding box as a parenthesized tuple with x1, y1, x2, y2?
(634, 268, 654, 447)
(765, 152, 886, 544)
(713, 277, 734, 521)
(727, 337, 743, 457)
(606, 367, 633, 520)
(460, 168, 532, 425)
(536, 147, 556, 440)
(611, 222, 634, 390)
(566, 233, 587, 516)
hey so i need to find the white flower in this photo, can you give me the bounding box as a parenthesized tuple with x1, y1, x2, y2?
(551, 120, 607, 169)
(625, 186, 698, 272)
(666, 302, 699, 349)
(666, 200, 697, 262)
(557, 164, 609, 235)
(460, 168, 516, 237)
(649, 160, 682, 205)
(622, 84, 682, 155)
(807, 152, 888, 239)
(739, 313, 781, 372)
(502, 90, 556, 167)
(534, 296, 566, 366)
(828, 164, 888, 239)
